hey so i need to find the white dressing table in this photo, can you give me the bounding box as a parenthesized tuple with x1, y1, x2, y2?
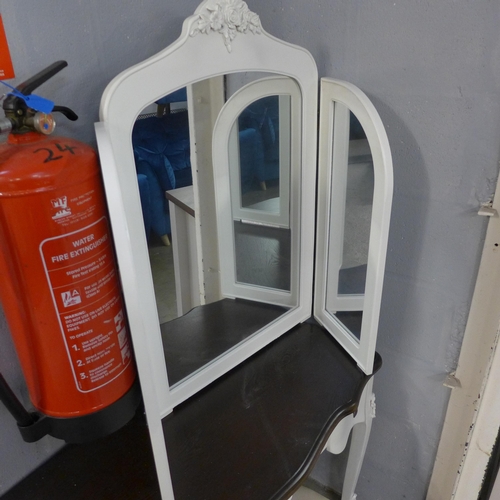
(94, 1, 393, 499)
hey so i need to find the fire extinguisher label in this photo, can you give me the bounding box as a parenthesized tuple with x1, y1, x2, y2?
(40, 216, 132, 393)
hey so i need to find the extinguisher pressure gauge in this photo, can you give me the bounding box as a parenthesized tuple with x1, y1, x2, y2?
(30, 112, 56, 135)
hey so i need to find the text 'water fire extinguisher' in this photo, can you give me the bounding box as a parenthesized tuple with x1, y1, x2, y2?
(0, 61, 140, 443)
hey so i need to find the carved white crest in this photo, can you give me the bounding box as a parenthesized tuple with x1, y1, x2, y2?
(190, 0, 262, 53)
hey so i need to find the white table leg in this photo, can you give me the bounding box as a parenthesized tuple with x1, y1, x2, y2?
(341, 378, 375, 500)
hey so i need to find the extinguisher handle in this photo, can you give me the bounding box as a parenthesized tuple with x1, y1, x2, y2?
(52, 105, 78, 121)
(2, 61, 79, 132)
(16, 60, 68, 96)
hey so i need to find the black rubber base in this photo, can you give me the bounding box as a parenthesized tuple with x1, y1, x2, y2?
(18, 379, 142, 443)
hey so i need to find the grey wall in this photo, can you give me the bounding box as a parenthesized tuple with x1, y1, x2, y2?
(247, 0, 500, 498)
(0, 0, 499, 498)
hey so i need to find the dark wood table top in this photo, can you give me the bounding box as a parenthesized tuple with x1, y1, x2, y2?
(2, 320, 377, 500)
(162, 298, 287, 385)
(163, 321, 374, 500)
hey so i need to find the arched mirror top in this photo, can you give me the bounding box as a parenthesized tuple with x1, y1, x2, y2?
(99, 0, 318, 129)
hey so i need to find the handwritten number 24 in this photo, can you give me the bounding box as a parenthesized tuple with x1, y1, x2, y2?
(34, 143, 76, 163)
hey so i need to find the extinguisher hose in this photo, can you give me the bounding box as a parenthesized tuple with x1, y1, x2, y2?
(0, 371, 36, 427)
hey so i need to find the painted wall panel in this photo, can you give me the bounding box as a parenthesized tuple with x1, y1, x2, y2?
(249, 0, 500, 498)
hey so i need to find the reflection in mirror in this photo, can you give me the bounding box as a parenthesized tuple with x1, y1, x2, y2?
(234, 221, 291, 291)
(326, 108, 374, 341)
(227, 83, 291, 228)
(339, 112, 374, 295)
(132, 87, 191, 324)
(228, 93, 292, 291)
(131, 75, 296, 387)
(238, 95, 281, 211)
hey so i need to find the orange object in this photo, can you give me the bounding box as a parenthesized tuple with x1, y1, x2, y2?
(0, 133, 136, 418)
(0, 15, 15, 80)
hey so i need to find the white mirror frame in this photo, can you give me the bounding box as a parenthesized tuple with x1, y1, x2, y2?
(314, 78, 393, 375)
(95, 5, 318, 492)
(212, 76, 301, 306)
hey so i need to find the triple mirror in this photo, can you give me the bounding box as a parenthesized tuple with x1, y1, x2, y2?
(95, 0, 392, 416)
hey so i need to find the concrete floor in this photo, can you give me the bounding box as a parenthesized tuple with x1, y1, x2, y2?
(292, 487, 330, 500)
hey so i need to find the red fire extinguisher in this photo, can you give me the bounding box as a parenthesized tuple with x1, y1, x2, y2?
(0, 61, 140, 443)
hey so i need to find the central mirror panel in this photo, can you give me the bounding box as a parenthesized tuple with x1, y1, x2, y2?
(132, 74, 301, 389)
(97, 4, 319, 411)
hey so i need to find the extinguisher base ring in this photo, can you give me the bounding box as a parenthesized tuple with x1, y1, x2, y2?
(18, 378, 141, 443)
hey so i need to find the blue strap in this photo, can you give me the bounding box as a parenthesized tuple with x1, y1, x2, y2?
(0, 80, 54, 113)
